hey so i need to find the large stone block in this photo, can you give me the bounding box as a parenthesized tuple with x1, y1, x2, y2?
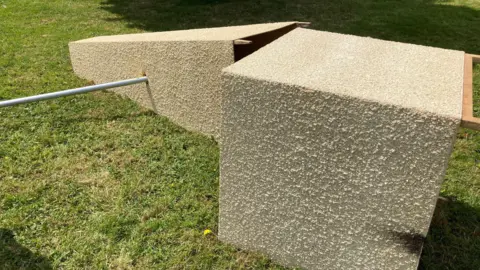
(219, 28, 464, 269)
(69, 22, 301, 138)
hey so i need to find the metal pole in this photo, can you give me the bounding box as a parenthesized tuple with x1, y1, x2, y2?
(0, 76, 148, 108)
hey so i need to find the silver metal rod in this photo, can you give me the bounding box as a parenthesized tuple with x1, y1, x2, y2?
(0, 76, 148, 108)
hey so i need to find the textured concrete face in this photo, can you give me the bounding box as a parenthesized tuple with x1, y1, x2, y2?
(69, 22, 298, 138)
(219, 28, 464, 269)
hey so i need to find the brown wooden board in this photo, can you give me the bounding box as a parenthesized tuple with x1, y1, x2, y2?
(461, 54, 480, 130)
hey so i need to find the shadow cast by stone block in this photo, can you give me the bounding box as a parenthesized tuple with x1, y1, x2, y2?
(419, 197, 480, 269)
(100, 0, 480, 53)
(0, 228, 52, 270)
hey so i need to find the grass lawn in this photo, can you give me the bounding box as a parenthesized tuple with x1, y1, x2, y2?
(1, 0, 480, 269)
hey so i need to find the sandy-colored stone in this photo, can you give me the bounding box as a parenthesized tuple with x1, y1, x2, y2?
(69, 22, 299, 138)
(74, 22, 299, 43)
(219, 28, 464, 269)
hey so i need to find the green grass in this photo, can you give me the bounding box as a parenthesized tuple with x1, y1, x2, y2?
(0, 0, 479, 269)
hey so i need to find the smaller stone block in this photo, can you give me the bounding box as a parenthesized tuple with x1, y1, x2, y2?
(69, 22, 300, 138)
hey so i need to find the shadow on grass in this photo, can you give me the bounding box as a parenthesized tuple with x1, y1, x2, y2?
(0, 229, 52, 270)
(100, 0, 480, 53)
(420, 197, 480, 269)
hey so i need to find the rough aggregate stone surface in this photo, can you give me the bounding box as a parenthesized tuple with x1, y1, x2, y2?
(219, 28, 464, 270)
(69, 22, 298, 138)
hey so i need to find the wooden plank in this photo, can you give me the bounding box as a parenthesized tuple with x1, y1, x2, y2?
(233, 39, 252, 45)
(296, 22, 311, 28)
(463, 54, 473, 119)
(460, 54, 480, 130)
(233, 23, 298, 61)
(472, 54, 480, 64)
